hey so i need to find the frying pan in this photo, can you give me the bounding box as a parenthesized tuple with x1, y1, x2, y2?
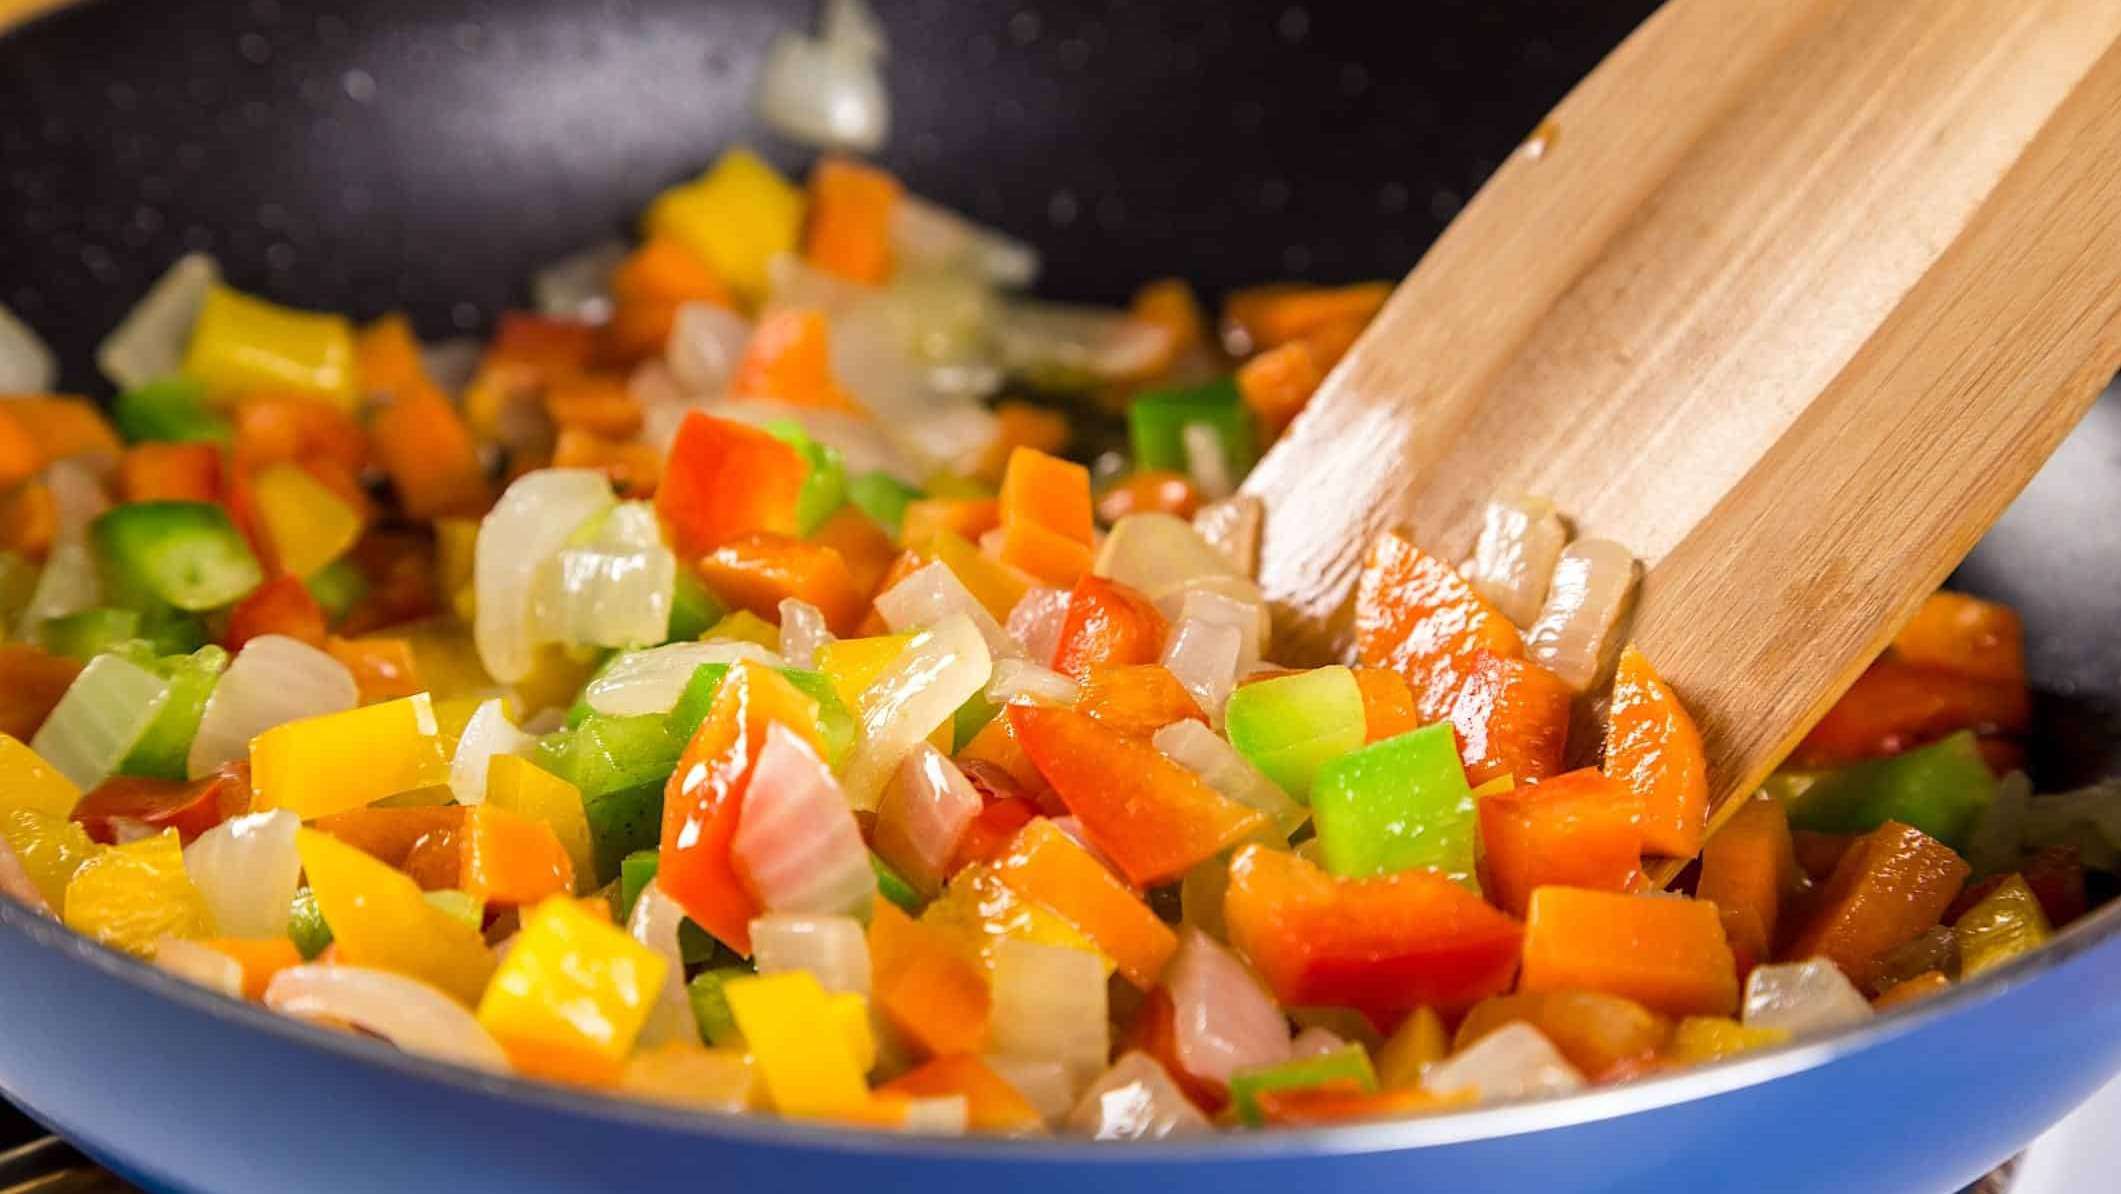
(2, 2, 2119, 1191)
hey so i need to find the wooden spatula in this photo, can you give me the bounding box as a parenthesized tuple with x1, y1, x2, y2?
(1241, 0, 2121, 872)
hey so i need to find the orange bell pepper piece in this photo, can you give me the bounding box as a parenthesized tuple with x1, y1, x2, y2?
(1604, 645, 1709, 856)
(1872, 970, 1951, 1011)
(1049, 575, 1169, 681)
(998, 447, 1094, 548)
(1075, 664, 1207, 741)
(1095, 470, 1200, 524)
(0, 407, 38, 488)
(1695, 796, 1798, 975)
(460, 804, 575, 905)
(551, 427, 662, 499)
(1791, 830, 1858, 884)
(1790, 657, 2029, 771)
(353, 313, 433, 400)
(543, 374, 644, 439)
(867, 902, 992, 1058)
(730, 308, 863, 413)
(232, 393, 367, 476)
(223, 575, 327, 650)
(1224, 844, 1524, 1024)
(879, 1054, 1044, 1133)
(810, 505, 898, 597)
(486, 312, 598, 378)
(1891, 591, 2024, 685)
(899, 497, 1000, 549)
(971, 402, 1070, 485)
(370, 384, 490, 519)
(1007, 704, 1265, 888)
(1446, 651, 1570, 786)
(803, 156, 901, 285)
(994, 818, 1179, 987)
(0, 480, 55, 559)
(1256, 1085, 1472, 1125)
(1119, 987, 1225, 1113)
(655, 412, 806, 558)
(0, 644, 82, 740)
(312, 806, 466, 870)
(118, 441, 222, 504)
(994, 520, 1094, 588)
(1784, 820, 1970, 990)
(1237, 340, 1324, 440)
(200, 937, 304, 1001)
(696, 531, 867, 636)
(1519, 888, 1738, 1018)
(1130, 277, 1208, 368)
(1222, 282, 1390, 354)
(1349, 667, 1420, 743)
(327, 636, 423, 703)
(1454, 990, 1672, 1081)
(956, 717, 1052, 808)
(948, 795, 1042, 873)
(2, 397, 120, 464)
(1354, 528, 1523, 720)
(604, 236, 732, 364)
(1477, 769, 1644, 918)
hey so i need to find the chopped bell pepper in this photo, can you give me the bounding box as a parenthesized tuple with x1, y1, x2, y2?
(198, 936, 304, 1001)
(1237, 340, 1325, 440)
(37, 608, 141, 662)
(816, 633, 913, 709)
(868, 901, 991, 1057)
(250, 693, 450, 820)
(846, 471, 923, 536)
(643, 147, 805, 306)
(226, 573, 328, 651)
(117, 441, 221, 504)
(1048, 575, 1168, 681)
(458, 804, 575, 906)
(1454, 990, 1671, 1080)
(1443, 650, 1570, 787)
(296, 828, 494, 1002)
(871, 853, 922, 912)
(1313, 722, 1477, 886)
(1696, 796, 1798, 973)
(774, 668, 855, 769)
(91, 502, 263, 612)
(312, 805, 464, 872)
(1350, 667, 1419, 743)
(804, 156, 902, 284)
(117, 645, 229, 781)
(663, 663, 732, 744)
(286, 887, 333, 959)
(62, 831, 212, 956)
(252, 461, 363, 579)
(705, 609, 781, 651)
(667, 569, 725, 643)
(477, 895, 669, 1086)
(999, 447, 1094, 548)
(604, 236, 732, 364)
(1477, 768, 1642, 916)
(879, 1055, 1043, 1134)
(485, 754, 595, 892)
(1604, 645, 1708, 855)
(1226, 1044, 1376, 1128)
(1128, 376, 1257, 481)
(655, 412, 807, 558)
(1075, 663, 1206, 741)
(1222, 282, 1390, 354)
(1518, 888, 1738, 1017)
(539, 712, 682, 884)
(697, 532, 866, 637)
(4, 398, 120, 463)
(0, 733, 81, 820)
(182, 284, 357, 408)
(763, 421, 848, 537)
(994, 818, 1178, 987)
(900, 497, 1001, 550)
(72, 764, 247, 845)
(1, 808, 97, 911)
(1353, 528, 1522, 720)
(730, 309, 862, 411)
(1785, 731, 1994, 852)
(1223, 665, 1367, 802)
(919, 863, 1110, 975)
(1871, 971, 1952, 1011)
(686, 966, 751, 1047)
(1892, 592, 2025, 685)
(369, 384, 490, 520)
(930, 530, 1029, 624)
(111, 376, 231, 444)
(1666, 1016, 1789, 1064)
(722, 970, 870, 1117)
(1954, 873, 2051, 979)
(1791, 658, 2028, 771)
(1374, 1005, 1448, 1090)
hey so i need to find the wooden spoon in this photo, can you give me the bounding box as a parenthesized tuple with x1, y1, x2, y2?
(1242, 0, 2121, 875)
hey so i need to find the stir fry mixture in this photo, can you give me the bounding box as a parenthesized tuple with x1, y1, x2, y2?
(0, 142, 2112, 1139)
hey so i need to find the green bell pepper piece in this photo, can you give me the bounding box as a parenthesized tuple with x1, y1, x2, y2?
(668, 569, 725, 644)
(1227, 1044, 1378, 1127)
(304, 557, 367, 622)
(91, 501, 263, 612)
(688, 967, 753, 1047)
(1784, 730, 1994, 851)
(777, 667, 854, 769)
(111, 377, 231, 445)
(847, 471, 922, 535)
(288, 887, 334, 960)
(1311, 722, 1477, 886)
(664, 663, 732, 745)
(563, 650, 623, 730)
(872, 853, 922, 913)
(540, 712, 683, 883)
(118, 644, 229, 780)
(1223, 666, 1367, 802)
(1128, 376, 1257, 478)
(619, 849, 661, 921)
(766, 420, 848, 536)
(952, 689, 1000, 753)
(138, 603, 208, 655)
(39, 608, 141, 661)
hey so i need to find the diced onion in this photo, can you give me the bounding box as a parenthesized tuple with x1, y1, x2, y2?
(475, 470, 617, 683)
(188, 635, 358, 779)
(1422, 1022, 1584, 1102)
(983, 1055, 1076, 1124)
(0, 303, 56, 392)
(627, 880, 705, 1048)
(1467, 495, 1570, 630)
(986, 658, 1080, 707)
(153, 939, 244, 998)
(996, 302, 1172, 389)
(265, 965, 510, 1072)
(1181, 424, 1235, 501)
(0, 836, 52, 917)
(2022, 778, 2121, 868)
(1966, 770, 2032, 877)
(531, 241, 625, 325)
(95, 253, 219, 391)
(448, 698, 536, 806)
(894, 401, 1000, 480)
(841, 614, 992, 810)
(532, 502, 674, 651)
(1005, 586, 1071, 663)
(1066, 1052, 1209, 1139)
(1288, 1026, 1347, 1060)
(1160, 618, 1243, 722)
(585, 641, 784, 718)
(900, 1095, 970, 1136)
(823, 0, 887, 57)
(1095, 514, 1242, 603)
(876, 561, 1020, 660)
(1524, 538, 1641, 692)
(628, 360, 689, 411)
(874, 744, 983, 896)
(1191, 495, 1263, 578)
(18, 540, 102, 638)
(1153, 720, 1305, 837)
(31, 654, 171, 790)
(777, 598, 833, 670)
(750, 913, 871, 996)
(754, 0, 889, 153)
(892, 194, 1040, 289)
(732, 724, 877, 917)
(989, 938, 1109, 1085)
(622, 1044, 756, 1112)
(1165, 586, 1266, 672)
(183, 810, 301, 940)
(666, 302, 754, 396)
(1165, 929, 1290, 1086)
(1742, 958, 1873, 1035)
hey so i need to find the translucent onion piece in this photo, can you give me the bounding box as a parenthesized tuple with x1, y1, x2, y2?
(1152, 720, 1306, 837)
(1191, 495, 1263, 578)
(986, 658, 1080, 707)
(622, 1044, 756, 1112)
(778, 598, 833, 670)
(823, 0, 887, 57)
(1006, 586, 1071, 663)
(996, 302, 1173, 389)
(1160, 618, 1243, 723)
(18, 540, 102, 638)
(1165, 929, 1291, 1087)
(1096, 514, 1243, 603)
(1166, 586, 1266, 672)
(990, 938, 1109, 1084)
(876, 561, 1020, 660)
(585, 641, 785, 718)
(187, 635, 358, 779)
(874, 744, 983, 896)
(1467, 495, 1570, 630)
(476, 470, 617, 683)
(666, 302, 754, 396)
(627, 880, 703, 1048)
(900, 1095, 970, 1136)
(95, 253, 219, 391)
(153, 939, 244, 998)
(842, 614, 992, 810)
(751, 913, 872, 997)
(1524, 538, 1642, 692)
(755, 21, 888, 153)
(893, 193, 1041, 290)
(984, 1055, 1076, 1124)
(533, 502, 675, 651)
(1741, 958, 1874, 1036)
(732, 725, 877, 918)
(1966, 770, 2033, 877)
(1288, 1026, 1348, 1060)
(1181, 423, 1235, 501)
(1423, 1022, 1585, 1102)
(2021, 778, 2121, 869)
(628, 361, 688, 411)
(531, 241, 625, 325)
(448, 698, 537, 806)
(265, 965, 510, 1072)
(1066, 1052, 1209, 1139)
(0, 303, 56, 392)
(183, 810, 300, 940)
(32, 654, 171, 790)
(0, 836, 52, 916)
(895, 401, 999, 479)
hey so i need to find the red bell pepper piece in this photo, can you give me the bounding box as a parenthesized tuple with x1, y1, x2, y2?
(71, 763, 252, 845)
(1890, 592, 2024, 685)
(311, 806, 466, 869)
(1007, 704, 1267, 888)
(1446, 651, 1570, 786)
(1477, 768, 1644, 918)
(1790, 657, 2029, 771)
(1353, 528, 1522, 719)
(224, 573, 329, 651)
(948, 795, 1040, 873)
(654, 412, 807, 559)
(696, 532, 867, 637)
(1605, 644, 1709, 856)
(1223, 844, 1524, 1026)
(1075, 664, 1207, 740)
(1049, 575, 1169, 681)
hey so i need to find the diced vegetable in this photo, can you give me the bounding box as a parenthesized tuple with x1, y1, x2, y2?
(111, 376, 230, 446)
(1443, 651, 1571, 788)
(484, 755, 594, 892)
(534, 502, 675, 650)
(1785, 731, 1995, 852)
(1466, 495, 1568, 629)
(181, 284, 357, 407)
(91, 502, 262, 612)
(1374, 1005, 1448, 1090)
(874, 744, 983, 897)
(1454, 990, 1669, 1079)
(1666, 1016, 1789, 1064)
(1524, 539, 1639, 692)
(1741, 958, 1873, 1035)
(841, 615, 992, 810)
(268, 964, 509, 1072)
(475, 469, 617, 684)
(1518, 889, 1737, 1017)
(1354, 528, 1522, 719)
(1696, 796, 1797, 972)
(1223, 666, 1366, 802)
(1954, 874, 2052, 978)
(1477, 769, 1643, 917)
(62, 831, 213, 955)
(187, 635, 357, 779)
(995, 819, 1177, 988)
(71, 765, 248, 846)
(0, 733, 83, 820)
(117, 645, 228, 781)
(181, 810, 300, 940)
(296, 828, 494, 1003)
(1605, 645, 1709, 856)
(1312, 722, 1476, 885)
(723, 970, 871, 1117)
(869, 901, 991, 1057)
(251, 694, 449, 820)
(1066, 1052, 1209, 1139)
(1162, 928, 1290, 1094)
(31, 652, 171, 791)
(97, 254, 220, 392)
(1226, 1043, 1375, 1127)
(1784, 820, 1970, 989)
(732, 724, 875, 918)
(989, 937, 1110, 1084)
(1421, 1022, 1584, 1102)
(478, 895, 668, 1084)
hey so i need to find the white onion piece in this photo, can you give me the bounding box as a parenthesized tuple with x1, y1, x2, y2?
(876, 561, 1020, 660)
(1160, 619, 1243, 723)
(666, 302, 754, 396)
(1153, 720, 1306, 837)
(986, 658, 1080, 707)
(824, 0, 886, 56)
(766, 252, 872, 317)
(183, 810, 300, 940)
(990, 938, 1108, 1085)
(900, 1095, 970, 1136)
(533, 502, 674, 651)
(1524, 538, 1642, 692)
(0, 304, 56, 392)
(1467, 495, 1569, 630)
(1006, 586, 1071, 663)
(622, 1044, 757, 1112)
(896, 401, 1000, 480)
(265, 965, 510, 1072)
(874, 744, 983, 897)
(996, 302, 1172, 388)
(628, 360, 688, 412)
(475, 470, 617, 684)
(777, 598, 833, 670)
(1423, 1022, 1584, 1102)
(1166, 586, 1266, 672)
(531, 241, 625, 325)
(1191, 495, 1263, 579)
(1165, 929, 1290, 1087)
(448, 699, 536, 806)
(48, 459, 114, 530)
(1067, 1052, 1209, 1139)
(95, 253, 218, 391)
(754, 0, 888, 154)
(984, 1055, 1076, 1125)
(1180, 424, 1235, 501)
(732, 724, 876, 917)
(187, 636, 358, 779)
(841, 615, 992, 810)
(1742, 959, 1874, 1036)
(31, 654, 171, 790)
(893, 194, 1040, 290)
(421, 337, 483, 396)
(1096, 514, 1242, 603)
(585, 641, 785, 718)
(1966, 770, 2032, 878)
(1289, 1026, 1348, 1060)
(627, 880, 703, 1048)
(0, 836, 52, 917)
(153, 939, 244, 998)
(18, 540, 101, 638)
(751, 913, 871, 997)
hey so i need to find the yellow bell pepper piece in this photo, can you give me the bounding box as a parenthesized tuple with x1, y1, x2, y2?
(704, 609, 780, 652)
(919, 864, 1114, 977)
(478, 895, 668, 1086)
(932, 532, 1030, 623)
(296, 829, 495, 1004)
(509, 644, 601, 721)
(1955, 874, 2053, 979)
(643, 148, 804, 305)
(723, 971, 871, 1117)
(826, 991, 878, 1075)
(816, 633, 913, 709)
(181, 284, 357, 408)
(62, 832, 212, 956)
(252, 461, 362, 578)
(1667, 1016, 1791, 1064)
(428, 695, 495, 750)
(485, 755, 594, 895)
(1, 808, 99, 911)
(621, 1043, 757, 1112)
(1375, 1005, 1448, 1090)
(0, 733, 81, 819)
(251, 693, 450, 820)
(400, 619, 498, 702)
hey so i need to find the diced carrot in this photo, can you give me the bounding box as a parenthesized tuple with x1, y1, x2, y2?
(1354, 528, 1523, 720)
(2, 397, 120, 464)
(900, 497, 1000, 549)
(117, 441, 222, 504)
(543, 374, 644, 440)
(371, 385, 490, 519)
(994, 818, 1179, 987)
(730, 309, 863, 413)
(225, 573, 329, 650)
(1049, 575, 1169, 681)
(1454, 990, 1672, 1080)
(803, 156, 901, 285)
(1872, 970, 1950, 1011)
(810, 505, 898, 597)
(972, 402, 1070, 485)
(949, 796, 1041, 873)
(0, 644, 82, 740)
(1891, 592, 2024, 685)
(867, 903, 992, 1058)
(0, 408, 38, 487)
(1096, 470, 1200, 524)
(697, 531, 867, 636)
(1791, 656, 2029, 771)
(1222, 282, 1390, 354)
(655, 412, 807, 558)
(327, 636, 424, 703)
(1446, 651, 1570, 786)
(999, 447, 1094, 548)
(1350, 667, 1420, 743)
(312, 806, 466, 870)
(994, 520, 1095, 588)
(232, 393, 367, 476)
(200, 937, 305, 1001)
(1237, 340, 1324, 440)
(1695, 796, 1797, 975)
(1605, 645, 1709, 856)
(1785, 820, 1970, 990)
(1075, 664, 1207, 742)
(1478, 770, 1645, 917)
(604, 236, 732, 364)
(1519, 888, 1738, 1018)
(459, 804, 575, 905)
(879, 1055, 1043, 1133)
(0, 480, 55, 559)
